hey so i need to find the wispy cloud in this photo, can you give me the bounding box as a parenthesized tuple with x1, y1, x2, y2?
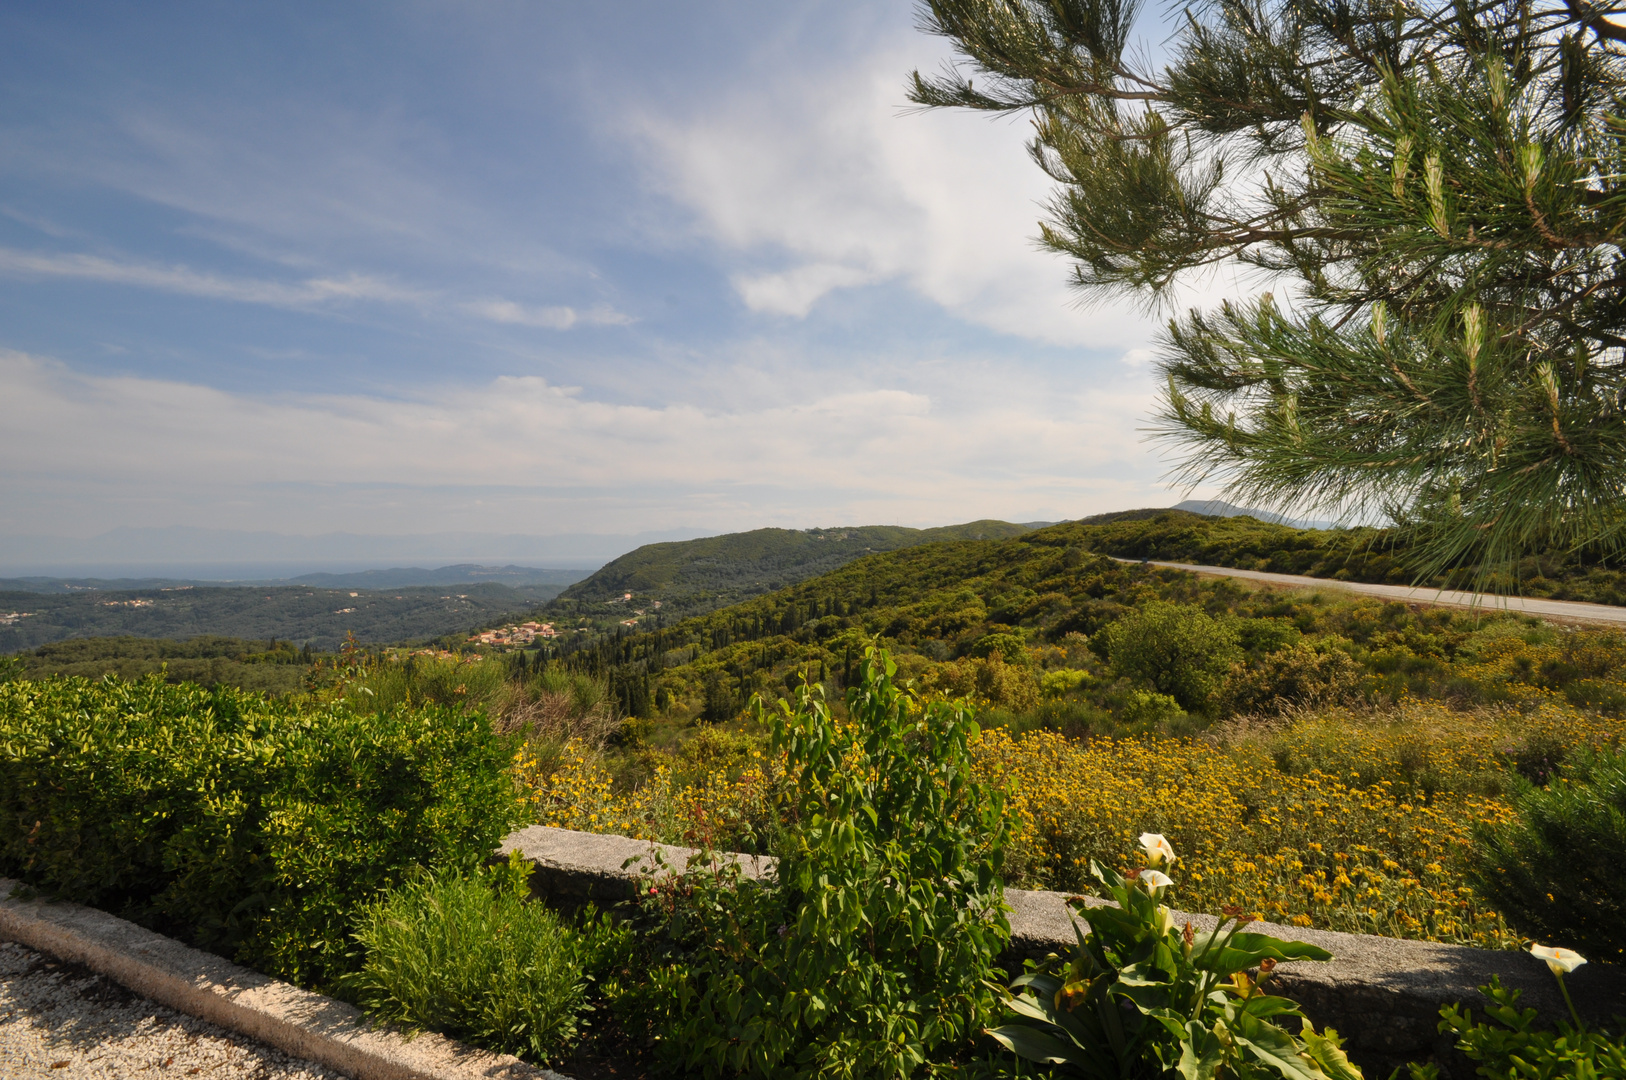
(463, 298, 636, 329)
(0, 246, 631, 329)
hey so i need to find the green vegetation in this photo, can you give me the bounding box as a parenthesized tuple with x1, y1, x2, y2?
(346, 855, 625, 1063)
(620, 648, 1011, 1078)
(990, 837, 1358, 1080)
(1472, 748, 1626, 965)
(550, 519, 1626, 752)
(6, 518, 1625, 1073)
(912, 0, 1626, 579)
(0, 581, 554, 654)
(0, 675, 522, 990)
(1414, 973, 1625, 1080)
(543, 519, 1041, 635)
(10, 635, 320, 694)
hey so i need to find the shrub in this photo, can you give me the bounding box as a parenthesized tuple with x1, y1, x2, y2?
(1409, 973, 1625, 1080)
(345, 655, 517, 715)
(1221, 641, 1362, 716)
(634, 646, 1012, 1077)
(1095, 600, 1241, 711)
(346, 854, 623, 1062)
(0, 674, 522, 990)
(963, 632, 1030, 666)
(1116, 688, 1186, 729)
(1471, 747, 1626, 964)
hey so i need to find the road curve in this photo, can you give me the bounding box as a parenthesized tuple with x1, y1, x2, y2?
(1113, 557, 1626, 626)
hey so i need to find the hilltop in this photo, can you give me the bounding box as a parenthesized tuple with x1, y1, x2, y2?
(541, 519, 1048, 630)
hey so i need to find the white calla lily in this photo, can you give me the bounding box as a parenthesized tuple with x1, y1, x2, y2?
(1530, 944, 1587, 975)
(1139, 832, 1177, 867)
(1140, 869, 1173, 891)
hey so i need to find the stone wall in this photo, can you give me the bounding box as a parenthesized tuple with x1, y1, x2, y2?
(502, 826, 1625, 1076)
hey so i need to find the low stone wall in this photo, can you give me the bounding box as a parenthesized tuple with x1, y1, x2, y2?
(503, 826, 1626, 1076)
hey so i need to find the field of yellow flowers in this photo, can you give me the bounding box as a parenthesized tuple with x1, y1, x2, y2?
(514, 695, 1626, 951)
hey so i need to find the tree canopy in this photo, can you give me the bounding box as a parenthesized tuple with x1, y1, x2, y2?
(910, 0, 1626, 582)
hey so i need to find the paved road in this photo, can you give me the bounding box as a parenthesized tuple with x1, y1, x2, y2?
(0, 941, 344, 1079)
(1118, 558, 1626, 626)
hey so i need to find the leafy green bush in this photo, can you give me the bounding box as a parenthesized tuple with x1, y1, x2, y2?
(989, 835, 1361, 1079)
(0, 674, 522, 990)
(1471, 748, 1626, 964)
(1116, 688, 1186, 729)
(1221, 641, 1362, 716)
(633, 646, 1012, 1078)
(1409, 973, 1625, 1080)
(1095, 600, 1241, 712)
(346, 854, 624, 1063)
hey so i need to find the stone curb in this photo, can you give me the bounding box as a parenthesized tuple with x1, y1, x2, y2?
(0, 879, 571, 1080)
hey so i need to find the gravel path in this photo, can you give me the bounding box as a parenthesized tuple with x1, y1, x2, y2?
(0, 941, 348, 1079)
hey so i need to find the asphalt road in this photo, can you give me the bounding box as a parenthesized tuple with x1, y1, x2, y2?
(1120, 558, 1626, 626)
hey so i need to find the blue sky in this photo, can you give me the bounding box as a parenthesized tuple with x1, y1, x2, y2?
(1, 1, 1201, 552)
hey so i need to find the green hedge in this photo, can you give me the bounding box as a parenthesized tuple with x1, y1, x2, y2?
(0, 675, 523, 990)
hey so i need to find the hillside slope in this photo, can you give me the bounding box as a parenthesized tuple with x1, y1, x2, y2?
(557, 517, 1607, 733)
(545, 519, 1044, 624)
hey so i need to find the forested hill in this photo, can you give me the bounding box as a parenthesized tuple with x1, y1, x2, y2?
(544, 519, 1045, 624)
(550, 517, 1381, 723)
(557, 511, 1626, 722)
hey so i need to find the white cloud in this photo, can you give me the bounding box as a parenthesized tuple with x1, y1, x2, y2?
(0, 349, 1175, 536)
(732, 264, 879, 317)
(633, 40, 1157, 349)
(464, 298, 635, 329)
(0, 247, 427, 307)
(0, 246, 629, 330)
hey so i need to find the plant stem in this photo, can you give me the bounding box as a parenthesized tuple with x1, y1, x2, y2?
(1555, 971, 1584, 1029)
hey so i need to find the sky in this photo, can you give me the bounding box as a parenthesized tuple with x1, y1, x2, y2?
(0, 1, 1214, 565)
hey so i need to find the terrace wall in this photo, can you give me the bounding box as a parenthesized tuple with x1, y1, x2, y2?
(503, 825, 1626, 1076)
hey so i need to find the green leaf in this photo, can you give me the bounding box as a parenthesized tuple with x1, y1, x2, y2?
(1177, 1021, 1228, 1080)
(986, 1023, 1086, 1066)
(1299, 1021, 1364, 1080)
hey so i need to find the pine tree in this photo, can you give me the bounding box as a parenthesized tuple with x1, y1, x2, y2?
(910, 0, 1626, 582)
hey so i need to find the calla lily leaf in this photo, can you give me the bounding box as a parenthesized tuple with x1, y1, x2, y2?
(986, 1024, 1082, 1065)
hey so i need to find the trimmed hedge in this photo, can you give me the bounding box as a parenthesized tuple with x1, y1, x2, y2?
(0, 675, 523, 990)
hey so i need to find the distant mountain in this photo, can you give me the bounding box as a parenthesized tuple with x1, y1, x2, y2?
(278, 564, 587, 590)
(0, 564, 589, 595)
(1172, 500, 1336, 529)
(546, 519, 1048, 625)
